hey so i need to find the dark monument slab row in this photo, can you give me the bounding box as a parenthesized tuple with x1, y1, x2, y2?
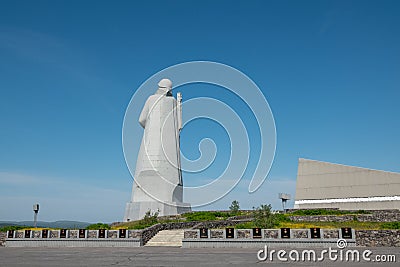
(310, 228, 321, 239)
(341, 228, 353, 239)
(42, 229, 48, 238)
(24, 230, 31, 238)
(119, 229, 126, 238)
(79, 229, 86, 238)
(200, 228, 208, 238)
(60, 229, 67, 238)
(281, 228, 290, 238)
(98, 229, 106, 238)
(8, 230, 14, 238)
(252, 228, 262, 238)
(226, 228, 234, 238)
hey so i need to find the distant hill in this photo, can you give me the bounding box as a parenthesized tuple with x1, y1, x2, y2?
(0, 220, 91, 229)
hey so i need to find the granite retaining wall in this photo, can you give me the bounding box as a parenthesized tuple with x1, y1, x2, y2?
(5, 229, 141, 247)
(2, 220, 244, 248)
(183, 229, 400, 247)
(356, 230, 400, 247)
(289, 210, 400, 222)
(182, 228, 356, 248)
(3, 228, 400, 247)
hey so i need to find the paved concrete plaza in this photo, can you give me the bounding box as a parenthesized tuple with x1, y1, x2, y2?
(0, 247, 399, 266)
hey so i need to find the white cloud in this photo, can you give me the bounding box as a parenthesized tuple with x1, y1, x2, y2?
(0, 171, 43, 185)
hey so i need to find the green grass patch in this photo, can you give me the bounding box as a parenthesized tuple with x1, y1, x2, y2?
(127, 221, 158, 230)
(111, 220, 158, 230)
(380, 222, 400, 229)
(182, 211, 233, 221)
(85, 223, 111, 230)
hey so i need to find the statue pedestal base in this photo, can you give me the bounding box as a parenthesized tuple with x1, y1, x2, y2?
(123, 201, 191, 222)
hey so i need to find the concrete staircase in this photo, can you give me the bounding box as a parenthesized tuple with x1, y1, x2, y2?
(145, 230, 184, 247)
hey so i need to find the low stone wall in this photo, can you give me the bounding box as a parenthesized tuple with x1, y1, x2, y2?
(182, 228, 356, 248)
(6, 239, 142, 247)
(3, 220, 242, 247)
(289, 210, 400, 222)
(195, 220, 247, 229)
(0, 232, 6, 247)
(141, 224, 164, 245)
(4, 228, 400, 247)
(184, 228, 400, 247)
(290, 215, 357, 222)
(5, 229, 141, 247)
(357, 210, 400, 222)
(356, 230, 400, 247)
(184, 228, 345, 240)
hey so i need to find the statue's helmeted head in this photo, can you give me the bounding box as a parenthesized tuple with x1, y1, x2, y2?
(158, 78, 172, 89)
(157, 78, 172, 95)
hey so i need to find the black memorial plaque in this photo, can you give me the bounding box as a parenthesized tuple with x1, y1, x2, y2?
(252, 228, 262, 238)
(79, 229, 86, 238)
(310, 228, 321, 239)
(341, 228, 352, 239)
(98, 229, 106, 238)
(8, 230, 14, 238)
(226, 228, 234, 238)
(119, 229, 126, 238)
(42, 229, 48, 238)
(24, 230, 31, 238)
(60, 229, 67, 238)
(281, 228, 290, 239)
(200, 228, 208, 238)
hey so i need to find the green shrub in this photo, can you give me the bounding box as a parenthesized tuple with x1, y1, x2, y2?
(253, 204, 280, 228)
(229, 200, 240, 215)
(142, 210, 159, 225)
(127, 210, 159, 229)
(274, 213, 291, 223)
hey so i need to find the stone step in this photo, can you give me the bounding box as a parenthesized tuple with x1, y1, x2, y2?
(145, 230, 184, 247)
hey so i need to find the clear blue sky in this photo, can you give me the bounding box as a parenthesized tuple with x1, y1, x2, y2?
(0, 0, 399, 222)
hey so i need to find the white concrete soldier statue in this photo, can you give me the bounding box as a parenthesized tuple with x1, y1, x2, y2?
(124, 79, 191, 221)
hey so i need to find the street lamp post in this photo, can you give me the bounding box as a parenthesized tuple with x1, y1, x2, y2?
(278, 193, 291, 213)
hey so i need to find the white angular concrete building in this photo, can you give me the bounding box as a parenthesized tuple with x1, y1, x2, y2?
(294, 158, 400, 210)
